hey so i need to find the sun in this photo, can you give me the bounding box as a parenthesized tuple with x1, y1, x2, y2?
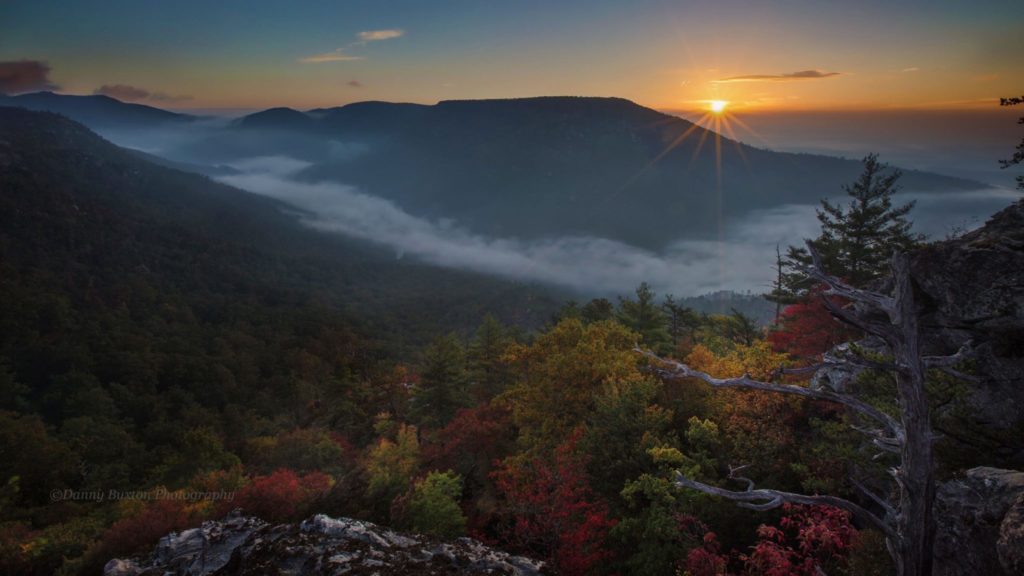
(709, 99, 728, 114)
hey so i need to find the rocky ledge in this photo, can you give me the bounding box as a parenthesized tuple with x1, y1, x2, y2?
(104, 511, 545, 576)
(934, 466, 1024, 575)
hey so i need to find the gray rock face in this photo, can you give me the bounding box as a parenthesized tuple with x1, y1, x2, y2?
(999, 493, 1024, 575)
(103, 510, 546, 576)
(907, 199, 1024, 466)
(933, 466, 1024, 576)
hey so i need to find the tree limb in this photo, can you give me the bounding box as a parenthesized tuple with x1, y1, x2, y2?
(674, 470, 895, 538)
(851, 476, 897, 520)
(922, 341, 973, 368)
(800, 241, 895, 313)
(637, 348, 904, 440)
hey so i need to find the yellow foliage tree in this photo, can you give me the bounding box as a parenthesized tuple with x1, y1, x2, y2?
(502, 319, 649, 452)
(684, 341, 805, 485)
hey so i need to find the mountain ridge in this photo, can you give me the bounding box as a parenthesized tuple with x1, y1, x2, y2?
(1, 92, 990, 251)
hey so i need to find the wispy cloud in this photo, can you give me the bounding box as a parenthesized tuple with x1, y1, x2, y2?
(0, 60, 58, 94)
(300, 28, 403, 63)
(347, 80, 363, 88)
(714, 69, 841, 83)
(298, 49, 364, 64)
(902, 67, 920, 73)
(357, 29, 404, 42)
(94, 83, 192, 102)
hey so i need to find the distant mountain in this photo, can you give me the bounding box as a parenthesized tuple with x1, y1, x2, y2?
(215, 96, 984, 250)
(236, 107, 316, 131)
(678, 291, 776, 325)
(4, 93, 988, 252)
(0, 91, 194, 128)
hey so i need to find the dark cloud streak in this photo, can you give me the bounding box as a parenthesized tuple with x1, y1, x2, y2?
(715, 69, 841, 83)
(0, 60, 58, 94)
(94, 84, 192, 102)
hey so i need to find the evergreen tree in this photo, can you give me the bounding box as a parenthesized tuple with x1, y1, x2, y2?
(467, 315, 514, 402)
(999, 95, 1024, 190)
(725, 308, 759, 346)
(662, 295, 684, 347)
(617, 283, 671, 352)
(662, 295, 704, 350)
(769, 154, 922, 302)
(410, 334, 470, 429)
(581, 298, 616, 324)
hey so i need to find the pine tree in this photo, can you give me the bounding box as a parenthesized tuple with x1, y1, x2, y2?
(662, 295, 703, 349)
(769, 154, 922, 302)
(467, 315, 514, 402)
(410, 334, 470, 429)
(617, 283, 671, 352)
(999, 95, 1024, 190)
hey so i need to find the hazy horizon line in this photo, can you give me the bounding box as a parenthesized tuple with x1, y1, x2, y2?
(6, 89, 1014, 118)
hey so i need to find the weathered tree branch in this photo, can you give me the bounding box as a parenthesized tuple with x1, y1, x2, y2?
(637, 348, 904, 440)
(801, 243, 895, 312)
(673, 469, 895, 538)
(851, 476, 897, 520)
(922, 341, 972, 368)
(643, 242, 971, 575)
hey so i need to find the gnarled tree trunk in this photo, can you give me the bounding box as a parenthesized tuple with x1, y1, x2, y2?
(640, 246, 966, 576)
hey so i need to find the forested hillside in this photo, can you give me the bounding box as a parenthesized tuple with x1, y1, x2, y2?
(0, 108, 555, 573)
(1, 108, 1020, 576)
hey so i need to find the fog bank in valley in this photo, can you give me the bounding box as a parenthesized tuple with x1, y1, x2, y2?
(219, 156, 1020, 297)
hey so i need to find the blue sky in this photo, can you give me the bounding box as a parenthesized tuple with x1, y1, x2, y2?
(2, 0, 1020, 110)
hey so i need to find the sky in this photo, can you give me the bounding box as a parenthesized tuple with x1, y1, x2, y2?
(1, 0, 1021, 112)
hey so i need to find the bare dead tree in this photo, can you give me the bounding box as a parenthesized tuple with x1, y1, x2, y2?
(637, 241, 971, 576)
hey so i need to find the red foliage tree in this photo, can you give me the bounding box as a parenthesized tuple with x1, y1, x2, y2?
(425, 404, 515, 488)
(491, 430, 616, 576)
(228, 468, 332, 522)
(743, 504, 858, 576)
(768, 293, 854, 360)
(685, 531, 730, 576)
(99, 499, 201, 559)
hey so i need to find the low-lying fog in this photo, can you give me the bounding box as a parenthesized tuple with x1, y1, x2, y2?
(216, 156, 1019, 297)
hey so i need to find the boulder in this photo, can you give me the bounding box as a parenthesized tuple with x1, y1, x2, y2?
(103, 509, 545, 576)
(933, 466, 1024, 575)
(908, 199, 1024, 466)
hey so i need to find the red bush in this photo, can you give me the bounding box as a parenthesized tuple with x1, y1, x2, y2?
(228, 468, 332, 522)
(99, 499, 200, 559)
(742, 504, 858, 576)
(492, 430, 616, 576)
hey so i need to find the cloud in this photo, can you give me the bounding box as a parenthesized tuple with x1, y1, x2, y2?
(300, 29, 402, 64)
(902, 67, 920, 73)
(714, 69, 841, 83)
(216, 157, 819, 295)
(215, 157, 1021, 297)
(298, 49, 364, 63)
(0, 60, 58, 94)
(94, 84, 149, 101)
(348, 80, 363, 88)
(357, 29, 404, 42)
(94, 84, 192, 103)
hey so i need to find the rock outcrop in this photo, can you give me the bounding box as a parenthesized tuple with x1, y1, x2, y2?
(907, 199, 1024, 466)
(103, 511, 545, 576)
(933, 466, 1024, 576)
